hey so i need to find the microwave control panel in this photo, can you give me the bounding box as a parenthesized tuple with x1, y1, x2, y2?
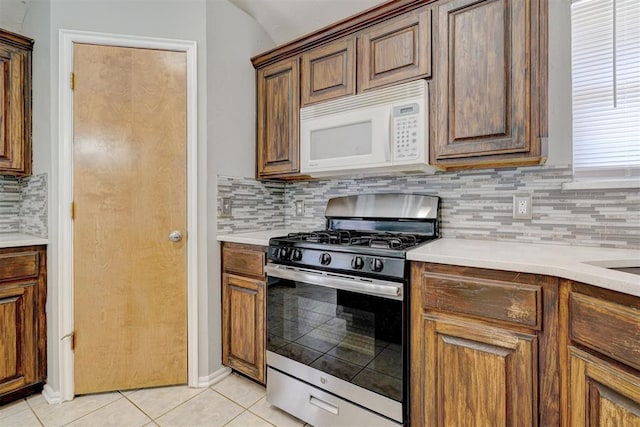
(392, 103, 421, 161)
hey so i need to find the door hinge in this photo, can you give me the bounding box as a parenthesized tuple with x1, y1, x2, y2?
(71, 201, 75, 220)
(70, 72, 75, 90)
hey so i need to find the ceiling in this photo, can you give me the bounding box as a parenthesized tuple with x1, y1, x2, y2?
(228, 0, 387, 45)
(0, 0, 386, 45)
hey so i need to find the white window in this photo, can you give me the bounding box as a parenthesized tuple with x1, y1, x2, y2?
(570, 0, 640, 185)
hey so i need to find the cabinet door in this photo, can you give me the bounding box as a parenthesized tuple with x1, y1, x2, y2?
(0, 30, 33, 176)
(358, 7, 431, 91)
(570, 347, 640, 426)
(419, 315, 537, 426)
(434, 0, 535, 165)
(0, 283, 37, 396)
(301, 38, 355, 106)
(257, 58, 300, 178)
(222, 273, 266, 383)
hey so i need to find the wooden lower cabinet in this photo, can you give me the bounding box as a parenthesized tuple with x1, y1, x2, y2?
(411, 262, 559, 426)
(221, 243, 266, 384)
(569, 347, 640, 427)
(564, 282, 640, 427)
(0, 245, 46, 405)
(420, 315, 537, 426)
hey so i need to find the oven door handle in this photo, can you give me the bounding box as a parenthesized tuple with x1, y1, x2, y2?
(265, 264, 403, 300)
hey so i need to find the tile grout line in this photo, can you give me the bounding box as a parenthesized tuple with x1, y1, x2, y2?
(24, 397, 46, 427)
(121, 386, 209, 424)
(60, 394, 126, 426)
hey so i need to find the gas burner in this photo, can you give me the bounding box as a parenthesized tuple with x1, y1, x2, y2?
(287, 230, 353, 244)
(349, 233, 420, 250)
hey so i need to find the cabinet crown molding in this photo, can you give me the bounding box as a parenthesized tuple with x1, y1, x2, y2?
(251, 0, 433, 69)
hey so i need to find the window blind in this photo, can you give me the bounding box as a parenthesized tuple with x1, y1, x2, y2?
(571, 0, 640, 181)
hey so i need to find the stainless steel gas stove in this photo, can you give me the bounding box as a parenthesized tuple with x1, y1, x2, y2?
(265, 193, 439, 427)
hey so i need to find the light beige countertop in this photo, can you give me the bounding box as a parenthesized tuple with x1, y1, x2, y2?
(216, 231, 640, 297)
(408, 238, 640, 297)
(0, 233, 48, 248)
(216, 229, 292, 246)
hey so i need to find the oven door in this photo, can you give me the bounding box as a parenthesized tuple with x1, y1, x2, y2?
(265, 264, 406, 424)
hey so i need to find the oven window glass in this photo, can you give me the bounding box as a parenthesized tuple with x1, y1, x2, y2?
(267, 279, 403, 402)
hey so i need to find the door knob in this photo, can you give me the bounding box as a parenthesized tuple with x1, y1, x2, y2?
(169, 230, 183, 242)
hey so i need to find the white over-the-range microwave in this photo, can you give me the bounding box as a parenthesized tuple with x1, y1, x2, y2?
(300, 79, 438, 177)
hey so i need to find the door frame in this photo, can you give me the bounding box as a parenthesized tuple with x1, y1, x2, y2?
(56, 29, 199, 401)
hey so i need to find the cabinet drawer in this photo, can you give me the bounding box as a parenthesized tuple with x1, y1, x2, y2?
(421, 272, 541, 328)
(570, 292, 640, 371)
(222, 244, 265, 277)
(0, 251, 39, 282)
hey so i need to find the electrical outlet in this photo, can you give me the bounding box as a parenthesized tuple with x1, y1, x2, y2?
(295, 200, 305, 216)
(218, 197, 232, 217)
(513, 194, 532, 219)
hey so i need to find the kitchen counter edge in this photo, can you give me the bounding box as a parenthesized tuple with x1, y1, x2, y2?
(216, 230, 292, 247)
(408, 238, 640, 297)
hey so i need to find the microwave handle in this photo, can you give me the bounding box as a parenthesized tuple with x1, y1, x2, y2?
(386, 113, 393, 162)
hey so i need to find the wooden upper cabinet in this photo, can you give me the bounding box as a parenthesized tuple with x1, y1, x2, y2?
(301, 38, 355, 106)
(257, 57, 300, 178)
(358, 7, 431, 92)
(0, 29, 33, 176)
(433, 0, 545, 168)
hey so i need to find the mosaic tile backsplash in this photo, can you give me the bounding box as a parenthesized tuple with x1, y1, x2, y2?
(217, 176, 286, 234)
(218, 165, 640, 249)
(0, 173, 48, 237)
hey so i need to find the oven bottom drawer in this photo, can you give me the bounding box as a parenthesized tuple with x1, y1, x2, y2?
(267, 367, 402, 427)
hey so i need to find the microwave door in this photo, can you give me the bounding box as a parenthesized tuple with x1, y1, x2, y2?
(301, 106, 389, 174)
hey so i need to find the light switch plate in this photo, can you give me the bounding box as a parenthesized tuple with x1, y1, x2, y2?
(295, 200, 305, 216)
(218, 197, 232, 217)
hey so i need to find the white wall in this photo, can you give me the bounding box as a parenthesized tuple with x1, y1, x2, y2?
(547, 0, 572, 165)
(206, 0, 274, 375)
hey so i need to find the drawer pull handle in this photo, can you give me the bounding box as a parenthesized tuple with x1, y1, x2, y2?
(0, 296, 19, 305)
(309, 395, 339, 415)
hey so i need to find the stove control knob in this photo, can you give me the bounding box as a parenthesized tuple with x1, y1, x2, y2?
(351, 256, 364, 270)
(278, 247, 289, 260)
(320, 252, 332, 265)
(291, 249, 303, 261)
(370, 258, 384, 272)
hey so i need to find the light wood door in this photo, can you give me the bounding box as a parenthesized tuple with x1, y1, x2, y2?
(357, 7, 431, 92)
(434, 0, 534, 164)
(301, 37, 355, 106)
(222, 273, 265, 384)
(420, 315, 536, 426)
(256, 57, 300, 178)
(570, 347, 640, 426)
(73, 44, 187, 394)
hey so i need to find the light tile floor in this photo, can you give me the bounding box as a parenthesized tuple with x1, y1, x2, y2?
(0, 374, 310, 427)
